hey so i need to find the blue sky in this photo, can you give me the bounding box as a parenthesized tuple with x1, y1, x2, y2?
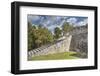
(28, 15, 88, 33)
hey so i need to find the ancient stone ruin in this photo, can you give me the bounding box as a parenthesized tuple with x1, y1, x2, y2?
(70, 26, 88, 58)
(28, 35, 72, 59)
(28, 25, 88, 59)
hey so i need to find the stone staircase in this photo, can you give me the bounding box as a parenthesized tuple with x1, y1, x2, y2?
(28, 35, 72, 59)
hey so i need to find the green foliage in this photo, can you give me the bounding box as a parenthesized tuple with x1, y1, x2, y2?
(28, 22, 54, 51)
(62, 22, 73, 35)
(28, 22, 35, 51)
(34, 27, 54, 47)
(28, 21, 74, 51)
(29, 52, 78, 61)
(54, 27, 62, 39)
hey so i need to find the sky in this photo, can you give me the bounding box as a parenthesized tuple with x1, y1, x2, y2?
(27, 15, 88, 33)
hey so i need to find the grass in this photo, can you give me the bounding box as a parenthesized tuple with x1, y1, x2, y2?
(29, 51, 79, 61)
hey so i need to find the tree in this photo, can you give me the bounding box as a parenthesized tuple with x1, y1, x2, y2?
(34, 27, 54, 47)
(28, 22, 35, 51)
(62, 22, 73, 35)
(54, 27, 62, 39)
(28, 23, 54, 51)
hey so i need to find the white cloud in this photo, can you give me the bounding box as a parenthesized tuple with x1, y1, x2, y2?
(67, 18, 77, 25)
(66, 18, 88, 26)
(48, 24, 57, 30)
(28, 15, 40, 22)
(59, 19, 66, 27)
(77, 19, 88, 26)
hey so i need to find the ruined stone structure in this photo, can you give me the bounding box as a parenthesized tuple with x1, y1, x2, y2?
(69, 26, 88, 58)
(28, 35, 72, 59)
(28, 25, 88, 59)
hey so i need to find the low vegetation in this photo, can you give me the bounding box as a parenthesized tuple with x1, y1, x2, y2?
(29, 51, 79, 61)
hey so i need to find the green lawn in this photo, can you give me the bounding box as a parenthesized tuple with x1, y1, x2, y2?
(29, 51, 79, 61)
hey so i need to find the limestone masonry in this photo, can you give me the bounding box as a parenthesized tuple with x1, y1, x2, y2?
(28, 25, 87, 59)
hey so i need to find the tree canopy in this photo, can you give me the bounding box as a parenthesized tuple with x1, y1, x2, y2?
(28, 22, 74, 51)
(62, 22, 73, 35)
(28, 22, 54, 51)
(54, 27, 62, 39)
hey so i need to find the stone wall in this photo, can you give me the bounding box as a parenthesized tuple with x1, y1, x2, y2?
(28, 25, 88, 59)
(69, 26, 88, 58)
(70, 33, 88, 51)
(28, 35, 72, 59)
